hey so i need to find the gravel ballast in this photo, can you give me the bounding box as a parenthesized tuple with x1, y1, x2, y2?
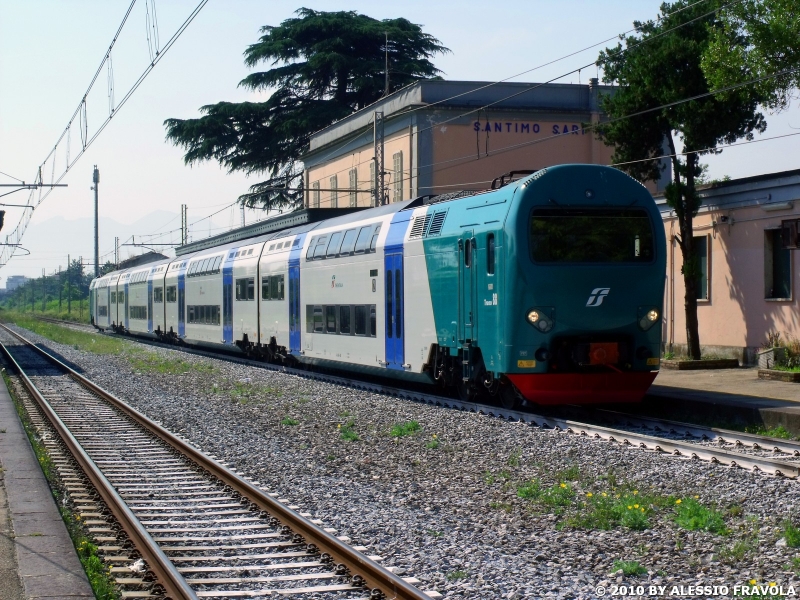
(9, 325, 800, 599)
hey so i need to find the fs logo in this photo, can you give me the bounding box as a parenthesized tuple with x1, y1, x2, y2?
(586, 287, 610, 307)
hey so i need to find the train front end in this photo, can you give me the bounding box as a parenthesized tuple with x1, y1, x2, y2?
(501, 165, 666, 404)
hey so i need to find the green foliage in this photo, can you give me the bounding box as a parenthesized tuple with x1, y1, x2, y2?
(339, 419, 359, 441)
(425, 435, 440, 449)
(390, 420, 420, 437)
(702, 0, 800, 111)
(744, 423, 793, 439)
(718, 539, 751, 565)
(507, 449, 522, 466)
(783, 520, 800, 548)
(446, 570, 468, 581)
(281, 416, 300, 426)
(612, 560, 648, 577)
(3, 312, 125, 354)
(128, 350, 214, 375)
(563, 491, 653, 531)
(226, 381, 283, 404)
(674, 498, 728, 534)
(516, 480, 575, 511)
(164, 9, 448, 211)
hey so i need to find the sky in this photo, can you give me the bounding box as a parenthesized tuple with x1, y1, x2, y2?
(1, 0, 798, 281)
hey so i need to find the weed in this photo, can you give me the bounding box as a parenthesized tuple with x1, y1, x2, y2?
(425, 434, 440, 449)
(446, 570, 468, 581)
(558, 465, 581, 481)
(674, 498, 728, 535)
(612, 560, 647, 577)
(507, 449, 522, 467)
(489, 501, 513, 512)
(785, 557, 800, 575)
(727, 504, 743, 518)
(390, 420, 420, 437)
(127, 350, 214, 375)
(517, 479, 542, 499)
(326, 454, 336, 461)
(517, 480, 575, 513)
(281, 417, 299, 426)
(744, 423, 793, 439)
(718, 540, 750, 565)
(664, 351, 675, 360)
(564, 491, 652, 531)
(427, 529, 444, 537)
(227, 381, 282, 404)
(656, 569, 667, 577)
(4, 313, 126, 355)
(339, 419, 359, 441)
(783, 520, 800, 547)
(483, 471, 496, 485)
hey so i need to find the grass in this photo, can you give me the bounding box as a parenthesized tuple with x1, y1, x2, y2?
(280, 416, 299, 426)
(339, 419, 359, 441)
(674, 498, 728, 534)
(612, 560, 647, 577)
(744, 424, 794, 439)
(516, 479, 575, 512)
(426, 529, 444, 537)
(562, 491, 654, 531)
(717, 540, 751, 565)
(507, 449, 522, 467)
(783, 520, 800, 547)
(558, 464, 581, 481)
(226, 381, 283, 404)
(3, 311, 126, 355)
(489, 501, 513, 512)
(785, 557, 800, 575)
(446, 570, 468, 581)
(390, 420, 420, 437)
(128, 350, 214, 375)
(425, 434, 440, 449)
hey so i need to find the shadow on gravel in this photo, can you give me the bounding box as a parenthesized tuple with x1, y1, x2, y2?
(33, 343, 86, 375)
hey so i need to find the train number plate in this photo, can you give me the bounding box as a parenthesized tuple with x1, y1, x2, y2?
(517, 360, 537, 368)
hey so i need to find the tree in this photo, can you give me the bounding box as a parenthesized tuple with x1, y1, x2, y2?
(702, 0, 800, 110)
(595, 0, 767, 360)
(165, 8, 448, 211)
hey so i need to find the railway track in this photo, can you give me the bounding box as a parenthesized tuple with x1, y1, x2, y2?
(0, 323, 439, 600)
(22, 317, 800, 479)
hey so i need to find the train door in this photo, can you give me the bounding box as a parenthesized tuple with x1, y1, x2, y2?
(288, 265, 300, 353)
(459, 232, 477, 344)
(384, 252, 404, 369)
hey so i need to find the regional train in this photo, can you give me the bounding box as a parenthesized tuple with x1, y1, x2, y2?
(90, 165, 666, 406)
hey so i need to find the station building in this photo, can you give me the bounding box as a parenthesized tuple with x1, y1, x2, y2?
(302, 79, 670, 207)
(659, 169, 800, 363)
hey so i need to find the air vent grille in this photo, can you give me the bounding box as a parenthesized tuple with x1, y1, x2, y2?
(427, 210, 447, 237)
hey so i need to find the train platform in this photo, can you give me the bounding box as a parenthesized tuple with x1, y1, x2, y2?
(0, 379, 93, 599)
(643, 367, 800, 432)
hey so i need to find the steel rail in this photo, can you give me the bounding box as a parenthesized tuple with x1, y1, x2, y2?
(22, 319, 800, 478)
(0, 336, 199, 600)
(0, 323, 433, 600)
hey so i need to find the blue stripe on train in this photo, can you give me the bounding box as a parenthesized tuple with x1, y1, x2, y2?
(222, 247, 238, 344)
(287, 233, 308, 355)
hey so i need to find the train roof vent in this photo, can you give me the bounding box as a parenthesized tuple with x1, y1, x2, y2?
(409, 213, 432, 239)
(427, 210, 448, 237)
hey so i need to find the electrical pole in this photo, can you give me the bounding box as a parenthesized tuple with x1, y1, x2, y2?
(41, 268, 45, 312)
(92, 165, 100, 277)
(58, 266, 62, 312)
(67, 254, 71, 314)
(384, 32, 389, 96)
(373, 111, 385, 207)
(181, 204, 187, 245)
(114, 237, 119, 267)
(241, 205, 245, 228)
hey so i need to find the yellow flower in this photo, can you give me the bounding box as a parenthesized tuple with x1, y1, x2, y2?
(627, 505, 633, 510)
(560, 483, 567, 488)
(640, 508, 645, 513)
(750, 580, 757, 586)
(634, 504, 639, 509)
(601, 492, 607, 497)
(432, 434, 438, 439)
(633, 490, 639, 495)
(694, 495, 699, 499)
(676, 499, 682, 505)
(769, 582, 777, 587)
(337, 424, 341, 428)
(586, 492, 593, 497)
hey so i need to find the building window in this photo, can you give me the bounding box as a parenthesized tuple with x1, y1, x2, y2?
(349, 169, 358, 207)
(765, 229, 792, 299)
(392, 152, 403, 202)
(329, 174, 338, 208)
(235, 277, 255, 300)
(312, 181, 320, 208)
(694, 235, 709, 301)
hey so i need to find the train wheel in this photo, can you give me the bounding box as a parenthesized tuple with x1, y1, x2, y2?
(498, 381, 521, 410)
(455, 377, 476, 403)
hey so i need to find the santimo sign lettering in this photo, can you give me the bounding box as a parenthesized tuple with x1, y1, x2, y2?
(473, 121, 586, 135)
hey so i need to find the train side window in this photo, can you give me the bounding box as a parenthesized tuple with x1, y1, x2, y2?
(188, 306, 195, 322)
(340, 228, 358, 254)
(268, 244, 275, 251)
(354, 226, 373, 254)
(325, 305, 337, 333)
(153, 287, 163, 303)
(118, 292, 125, 304)
(354, 305, 367, 336)
(313, 306, 324, 332)
(339, 305, 351, 334)
(262, 276, 271, 300)
(306, 305, 314, 333)
(213, 255, 222, 271)
(313, 235, 329, 259)
(247, 278, 255, 300)
(326, 231, 343, 257)
(111, 292, 117, 303)
(386, 270, 393, 338)
(306, 237, 317, 260)
(235, 278, 254, 300)
(464, 238, 472, 267)
(166, 286, 177, 302)
(487, 234, 495, 275)
(395, 269, 402, 335)
(369, 304, 376, 337)
(369, 224, 382, 252)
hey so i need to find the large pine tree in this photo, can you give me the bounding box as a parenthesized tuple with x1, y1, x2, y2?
(165, 9, 448, 211)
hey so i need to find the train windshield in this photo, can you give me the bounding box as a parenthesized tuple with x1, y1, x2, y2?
(530, 208, 654, 263)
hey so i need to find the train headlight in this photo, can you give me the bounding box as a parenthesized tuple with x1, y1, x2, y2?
(526, 307, 554, 332)
(638, 307, 660, 331)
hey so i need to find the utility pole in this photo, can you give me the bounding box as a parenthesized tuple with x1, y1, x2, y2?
(384, 32, 390, 96)
(92, 165, 100, 277)
(373, 111, 385, 207)
(58, 266, 62, 312)
(114, 237, 119, 267)
(67, 254, 71, 314)
(41, 268, 45, 312)
(181, 204, 187, 245)
(241, 205, 245, 228)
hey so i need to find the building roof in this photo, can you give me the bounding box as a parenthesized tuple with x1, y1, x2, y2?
(307, 79, 614, 154)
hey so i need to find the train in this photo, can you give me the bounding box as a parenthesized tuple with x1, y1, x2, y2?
(90, 164, 666, 406)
